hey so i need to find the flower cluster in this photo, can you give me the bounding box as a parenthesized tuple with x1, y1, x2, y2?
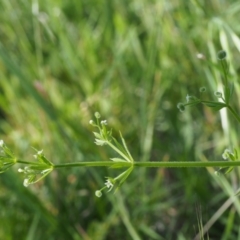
(95, 177, 116, 197)
(215, 148, 238, 175)
(18, 149, 53, 187)
(0, 140, 54, 187)
(89, 112, 112, 146)
(90, 112, 134, 197)
(0, 140, 16, 173)
(177, 50, 232, 113)
(95, 167, 133, 198)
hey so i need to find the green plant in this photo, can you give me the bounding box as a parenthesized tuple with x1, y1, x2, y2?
(177, 50, 238, 120)
(1, 51, 240, 201)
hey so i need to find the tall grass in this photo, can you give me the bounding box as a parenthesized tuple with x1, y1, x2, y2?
(0, 0, 240, 239)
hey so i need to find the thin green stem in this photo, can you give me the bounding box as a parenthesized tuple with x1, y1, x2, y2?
(15, 157, 240, 169)
(53, 161, 131, 168)
(227, 105, 240, 123)
(134, 161, 240, 168)
(51, 161, 240, 169)
(220, 60, 228, 86)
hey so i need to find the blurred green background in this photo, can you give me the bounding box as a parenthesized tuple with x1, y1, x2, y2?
(1, 0, 240, 239)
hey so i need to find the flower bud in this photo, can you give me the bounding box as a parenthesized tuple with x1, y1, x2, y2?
(95, 112, 101, 119)
(222, 149, 231, 160)
(217, 50, 227, 60)
(214, 91, 222, 98)
(199, 87, 206, 93)
(95, 190, 102, 198)
(186, 95, 197, 103)
(177, 103, 185, 112)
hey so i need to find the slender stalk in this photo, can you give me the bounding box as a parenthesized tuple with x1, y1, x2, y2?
(220, 60, 228, 86)
(134, 161, 240, 168)
(53, 161, 131, 168)
(227, 105, 240, 123)
(49, 161, 240, 169)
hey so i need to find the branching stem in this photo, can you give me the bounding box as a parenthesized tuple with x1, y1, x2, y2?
(39, 161, 240, 169)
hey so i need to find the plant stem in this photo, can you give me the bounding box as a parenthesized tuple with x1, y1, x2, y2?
(51, 161, 240, 169)
(16, 158, 240, 169)
(221, 60, 228, 86)
(227, 105, 240, 123)
(53, 161, 131, 168)
(134, 161, 240, 168)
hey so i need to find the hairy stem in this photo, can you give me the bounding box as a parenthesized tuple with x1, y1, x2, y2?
(51, 161, 240, 169)
(16, 159, 240, 169)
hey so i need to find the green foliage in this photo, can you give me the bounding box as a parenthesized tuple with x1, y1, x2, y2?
(89, 112, 134, 196)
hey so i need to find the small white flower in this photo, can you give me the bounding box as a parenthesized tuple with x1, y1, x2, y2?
(89, 120, 94, 125)
(23, 179, 30, 187)
(0, 140, 4, 147)
(196, 53, 205, 59)
(186, 95, 196, 103)
(105, 179, 114, 192)
(101, 120, 107, 125)
(34, 150, 43, 158)
(18, 168, 24, 172)
(37, 150, 43, 155)
(95, 139, 107, 146)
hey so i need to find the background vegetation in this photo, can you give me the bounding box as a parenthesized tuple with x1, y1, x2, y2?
(1, 0, 240, 239)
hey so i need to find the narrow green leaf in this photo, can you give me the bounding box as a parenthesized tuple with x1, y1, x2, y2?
(225, 167, 234, 174)
(39, 156, 53, 166)
(109, 163, 127, 169)
(110, 158, 127, 162)
(234, 148, 238, 159)
(185, 99, 201, 107)
(93, 132, 102, 139)
(115, 166, 133, 190)
(119, 131, 134, 162)
(202, 101, 226, 111)
(112, 137, 130, 161)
